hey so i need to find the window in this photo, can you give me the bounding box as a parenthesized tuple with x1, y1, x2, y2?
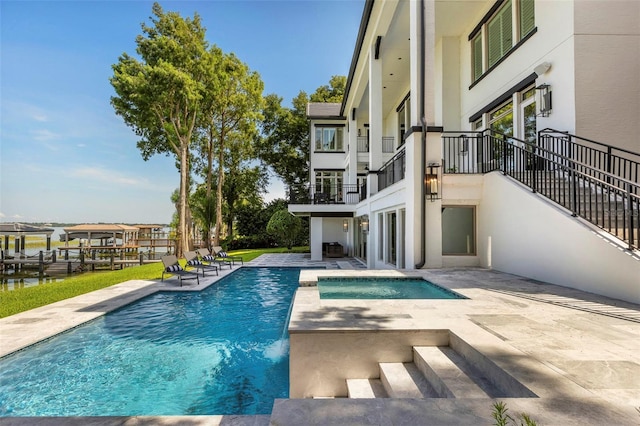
(471, 0, 535, 82)
(386, 211, 396, 264)
(488, 0, 512, 68)
(472, 34, 483, 82)
(521, 87, 536, 144)
(397, 95, 410, 147)
(489, 101, 514, 136)
(442, 207, 475, 255)
(315, 126, 343, 151)
(314, 171, 343, 200)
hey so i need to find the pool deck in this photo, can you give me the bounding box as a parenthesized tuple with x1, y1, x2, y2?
(1, 254, 639, 425)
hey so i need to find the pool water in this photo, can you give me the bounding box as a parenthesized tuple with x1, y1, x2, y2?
(318, 277, 466, 299)
(0, 267, 300, 416)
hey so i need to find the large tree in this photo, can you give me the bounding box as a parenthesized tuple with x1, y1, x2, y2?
(201, 52, 264, 246)
(110, 3, 207, 256)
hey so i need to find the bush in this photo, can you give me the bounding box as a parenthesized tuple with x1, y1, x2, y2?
(267, 209, 302, 250)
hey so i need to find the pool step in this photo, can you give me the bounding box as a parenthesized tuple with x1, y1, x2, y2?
(413, 346, 490, 398)
(379, 362, 439, 398)
(346, 379, 387, 398)
(345, 343, 534, 400)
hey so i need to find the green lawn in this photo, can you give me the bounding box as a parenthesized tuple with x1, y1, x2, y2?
(0, 246, 308, 318)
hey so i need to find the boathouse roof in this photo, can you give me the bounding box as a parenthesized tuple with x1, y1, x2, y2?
(0, 223, 54, 236)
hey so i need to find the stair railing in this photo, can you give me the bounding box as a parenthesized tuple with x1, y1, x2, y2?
(442, 129, 639, 250)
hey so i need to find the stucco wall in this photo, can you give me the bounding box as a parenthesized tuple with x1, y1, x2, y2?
(573, 0, 640, 151)
(478, 172, 640, 304)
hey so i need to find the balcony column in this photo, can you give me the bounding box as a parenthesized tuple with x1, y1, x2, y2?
(368, 42, 383, 197)
(348, 116, 358, 187)
(404, 0, 425, 268)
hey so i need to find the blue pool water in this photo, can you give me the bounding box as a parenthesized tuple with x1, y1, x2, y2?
(318, 277, 466, 299)
(0, 267, 300, 417)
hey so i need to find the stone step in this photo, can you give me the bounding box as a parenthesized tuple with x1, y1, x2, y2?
(346, 378, 387, 398)
(379, 362, 439, 398)
(413, 346, 489, 399)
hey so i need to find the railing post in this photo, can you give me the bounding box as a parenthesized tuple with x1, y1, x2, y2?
(570, 160, 578, 217)
(502, 135, 507, 175)
(39, 251, 44, 277)
(532, 145, 538, 193)
(628, 183, 634, 250)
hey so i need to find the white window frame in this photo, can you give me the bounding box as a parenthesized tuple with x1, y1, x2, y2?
(314, 126, 344, 152)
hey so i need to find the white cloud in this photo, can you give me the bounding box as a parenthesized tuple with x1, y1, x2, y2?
(71, 166, 170, 191)
(31, 129, 60, 142)
(33, 114, 48, 122)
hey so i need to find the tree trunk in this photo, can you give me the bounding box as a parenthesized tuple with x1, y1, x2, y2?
(214, 145, 224, 246)
(177, 143, 191, 257)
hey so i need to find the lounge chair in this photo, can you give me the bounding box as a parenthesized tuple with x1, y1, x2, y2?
(161, 254, 199, 286)
(184, 251, 218, 277)
(196, 248, 232, 269)
(212, 246, 244, 265)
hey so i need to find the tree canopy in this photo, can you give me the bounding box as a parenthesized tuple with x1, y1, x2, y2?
(111, 3, 208, 255)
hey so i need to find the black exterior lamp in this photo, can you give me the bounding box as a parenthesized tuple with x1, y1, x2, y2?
(536, 84, 552, 117)
(425, 163, 441, 201)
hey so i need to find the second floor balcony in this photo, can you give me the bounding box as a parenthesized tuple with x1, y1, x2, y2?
(288, 183, 366, 205)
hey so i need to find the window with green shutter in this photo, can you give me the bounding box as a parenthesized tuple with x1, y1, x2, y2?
(520, 0, 535, 39)
(472, 33, 483, 81)
(487, 0, 513, 68)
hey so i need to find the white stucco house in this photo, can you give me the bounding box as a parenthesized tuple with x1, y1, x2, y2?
(289, 0, 639, 304)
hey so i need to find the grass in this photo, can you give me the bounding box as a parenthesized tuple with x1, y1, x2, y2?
(0, 246, 308, 318)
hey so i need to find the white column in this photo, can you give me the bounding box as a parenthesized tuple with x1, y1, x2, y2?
(368, 44, 383, 196)
(367, 212, 376, 269)
(310, 217, 323, 261)
(396, 208, 404, 269)
(348, 117, 358, 186)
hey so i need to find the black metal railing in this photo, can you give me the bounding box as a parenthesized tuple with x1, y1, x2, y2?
(378, 149, 406, 192)
(382, 136, 395, 153)
(357, 136, 369, 152)
(287, 183, 364, 205)
(442, 129, 639, 250)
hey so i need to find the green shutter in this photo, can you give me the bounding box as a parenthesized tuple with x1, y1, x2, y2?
(520, 0, 535, 38)
(473, 34, 483, 80)
(487, 0, 512, 68)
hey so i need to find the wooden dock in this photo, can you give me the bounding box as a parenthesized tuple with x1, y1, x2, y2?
(1, 249, 161, 277)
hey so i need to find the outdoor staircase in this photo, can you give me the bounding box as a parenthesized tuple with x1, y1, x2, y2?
(346, 344, 535, 400)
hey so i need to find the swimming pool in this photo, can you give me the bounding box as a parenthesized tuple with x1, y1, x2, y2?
(318, 277, 466, 299)
(0, 267, 300, 416)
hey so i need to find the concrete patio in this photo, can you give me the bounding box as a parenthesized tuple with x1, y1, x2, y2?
(0, 254, 638, 425)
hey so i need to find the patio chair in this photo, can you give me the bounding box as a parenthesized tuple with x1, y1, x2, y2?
(161, 254, 199, 286)
(184, 251, 218, 277)
(212, 246, 244, 265)
(196, 248, 232, 269)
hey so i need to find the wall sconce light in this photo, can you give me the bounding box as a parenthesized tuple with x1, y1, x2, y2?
(425, 163, 441, 201)
(536, 84, 552, 117)
(460, 135, 469, 154)
(361, 218, 369, 233)
(343, 219, 349, 232)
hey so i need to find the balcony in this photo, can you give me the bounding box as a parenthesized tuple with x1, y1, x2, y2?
(378, 149, 406, 191)
(288, 183, 365, 205)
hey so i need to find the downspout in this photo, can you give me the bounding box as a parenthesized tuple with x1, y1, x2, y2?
(415, 0, 426, 269)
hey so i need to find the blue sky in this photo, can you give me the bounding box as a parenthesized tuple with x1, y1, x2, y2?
(0, 0, 363, 224)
